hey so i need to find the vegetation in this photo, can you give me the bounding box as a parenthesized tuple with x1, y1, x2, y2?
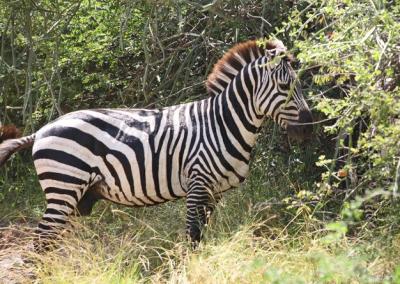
(0, 0, 399, 282)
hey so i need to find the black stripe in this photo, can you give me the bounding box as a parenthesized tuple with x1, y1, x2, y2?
(229, 76, 258, 134)
(198, 151, 218, 182)
(271, 97, 287, 119)
(42, 217, 67, 225)
(206, 96, 221, 151)
(45, 208, 68, 215)
(47, 198, 76, 210)
(218, 90, 251, 161)
(241, 64, 261, 125)
(94, 109, 151, 131)
(185, 104, 201, 166)
(201, 140, 229, 181)
(216, 77, 228, 93)
(149, 114, 170, 201)
(209, 96, 245, 180)
(38, 223, 52, 231)
(38, 172, 86, 185)
(262, 90, 281, 114)
(33, 149, 92, 173)
(45, 187, 79, 202)
(259, 79, 277, 108)
(49, 126, 130, 202)
(228, 56, 244, 72)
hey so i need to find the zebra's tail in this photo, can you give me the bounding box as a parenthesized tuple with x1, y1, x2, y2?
(0, 125, 35, 167)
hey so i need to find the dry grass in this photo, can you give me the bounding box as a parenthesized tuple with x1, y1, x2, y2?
(0, 216, 398, 284)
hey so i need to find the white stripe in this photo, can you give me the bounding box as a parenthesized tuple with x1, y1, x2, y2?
(45, 193, 77, 206)
(34, 159, 90, 181)
(34, 136, 119, 199)
(209, 79, 225, 94)
(39, 179, 83, 199)
(43, 213, 68, 220)
(223, 63, 239, 75)
(47, 203, 73, 214)
(228, 79, 255, 155)
(234, 52, 246, 65)
(217, 72, 232, 84)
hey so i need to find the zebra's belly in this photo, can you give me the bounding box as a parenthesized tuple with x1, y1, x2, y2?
(98, 171, 188, 207)
(94, 182, 183, 207)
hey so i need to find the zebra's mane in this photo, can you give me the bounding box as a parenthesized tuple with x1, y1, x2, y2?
(206, 39, 289, 95)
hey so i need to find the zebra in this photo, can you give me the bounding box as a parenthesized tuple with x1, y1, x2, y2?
(0, 39, 312, 249)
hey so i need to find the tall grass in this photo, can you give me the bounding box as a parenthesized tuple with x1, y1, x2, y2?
(3, 214, 396, 283)
(1, 130, 399, 283)
(2, 187, 399, 282)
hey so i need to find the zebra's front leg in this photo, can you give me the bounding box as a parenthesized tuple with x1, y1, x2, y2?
(186, 187, 218, 247)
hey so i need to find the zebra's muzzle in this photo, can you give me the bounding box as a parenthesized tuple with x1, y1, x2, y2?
(286, 110, 313, 142)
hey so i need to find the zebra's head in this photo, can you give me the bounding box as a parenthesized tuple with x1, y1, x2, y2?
(255, 40, 313, 141)
(206, 39, 313, 142)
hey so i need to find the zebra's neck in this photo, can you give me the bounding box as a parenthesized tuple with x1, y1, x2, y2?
(211, 60, 266, 163)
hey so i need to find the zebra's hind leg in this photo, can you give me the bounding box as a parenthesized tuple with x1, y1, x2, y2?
(34, 188, 80, 252)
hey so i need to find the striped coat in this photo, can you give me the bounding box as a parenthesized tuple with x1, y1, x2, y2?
(0, 39, 312, 248)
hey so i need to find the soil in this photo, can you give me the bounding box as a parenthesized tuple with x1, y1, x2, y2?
(0, 224, 36, 284)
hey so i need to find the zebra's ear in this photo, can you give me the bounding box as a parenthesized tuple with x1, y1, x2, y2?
(265, 49, 284, 68)
(266, 46, 287, 61)
(267, 45, 287, 58)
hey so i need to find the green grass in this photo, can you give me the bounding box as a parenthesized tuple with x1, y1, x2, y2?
(1, 134, 400, 283)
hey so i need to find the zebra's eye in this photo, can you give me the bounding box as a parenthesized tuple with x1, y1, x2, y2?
(278, 82, 290, 91)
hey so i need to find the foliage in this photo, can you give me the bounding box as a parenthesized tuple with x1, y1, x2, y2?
(278, 0, 400, 230)
(1, 0, 400, 282)
(0, 0, 294, 128)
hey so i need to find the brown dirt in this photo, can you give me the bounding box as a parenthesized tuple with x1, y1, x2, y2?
(0, 224, 36, 284)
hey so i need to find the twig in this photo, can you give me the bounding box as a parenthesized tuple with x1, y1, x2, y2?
(10, 12, 21, 102)
(23, 3, 34, 132)
(149, 15, 165, 62)
(44, 1, 82, 36)
(394, 158, 400, 198)
(119, 0, 133, 51)
(30, 0, 56, 13)
(247, 12, 272, 28)
(141, 20, 151, 102)
(43, 71, 63, 118)
(375, 33, 391, 71)
(55, 36, 63, 116)
(288, 116, 339, 126)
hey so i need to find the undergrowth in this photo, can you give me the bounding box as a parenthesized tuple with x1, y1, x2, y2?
(3, 209, 400, 283)
(1, 130, 400, 283)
